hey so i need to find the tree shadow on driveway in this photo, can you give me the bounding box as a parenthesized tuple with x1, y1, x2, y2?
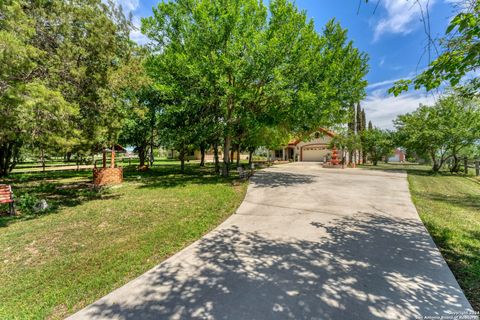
(75, 212, 474, 320)
(250, 171, 315, 189)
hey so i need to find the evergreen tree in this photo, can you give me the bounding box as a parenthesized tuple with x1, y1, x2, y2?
(361, 108, 367, 163)
(347, 104, 356, 164)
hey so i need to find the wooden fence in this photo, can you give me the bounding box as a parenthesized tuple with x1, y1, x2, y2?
(463, 157, 480, 176)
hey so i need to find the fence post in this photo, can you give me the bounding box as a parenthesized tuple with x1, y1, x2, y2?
(464, 156, 468, 174)
(476, 160, 479, 176)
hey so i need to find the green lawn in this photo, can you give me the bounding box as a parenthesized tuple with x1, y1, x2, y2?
(360, 163, 480, 311)
(0, 161, 248, 319)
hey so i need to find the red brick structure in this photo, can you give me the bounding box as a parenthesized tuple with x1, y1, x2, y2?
(93, 167, 123, 186)
(93, 145, 125, 186)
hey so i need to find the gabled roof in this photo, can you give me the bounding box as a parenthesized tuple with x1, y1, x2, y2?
(288, 128, 336, 146)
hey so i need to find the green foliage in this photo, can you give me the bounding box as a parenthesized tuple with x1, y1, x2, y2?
(142, 0, 368, 175)
(0, 0, 134, 177)
(394, 93, 480, 172)
(390, 1, 480, 95)
(362, 128, 395, 165)
(16, 193, 40, 215)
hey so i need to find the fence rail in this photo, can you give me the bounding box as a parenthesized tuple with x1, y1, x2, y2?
(462, 157, 480, 176)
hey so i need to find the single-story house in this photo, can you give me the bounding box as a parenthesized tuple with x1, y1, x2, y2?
(270, 128, 339, 162)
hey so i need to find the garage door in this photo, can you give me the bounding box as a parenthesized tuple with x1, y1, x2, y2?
(302, 146, 329, 162)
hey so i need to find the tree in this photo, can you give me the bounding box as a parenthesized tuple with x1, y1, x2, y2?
(142, 0, 368, 176)
(440, 95, 480, 172)
(0, 1, 79, 176)
(347, 105, 356, 164)
(0, 0, 134, 176)
(394, 93, 480, 172)
(362, 128, 394, 165)
(330, 129, 361, 166)
(390, 0, 480, 96)
(361, 108, 367, 163)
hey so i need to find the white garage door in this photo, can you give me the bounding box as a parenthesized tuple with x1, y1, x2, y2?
(302, 146, 329, 162)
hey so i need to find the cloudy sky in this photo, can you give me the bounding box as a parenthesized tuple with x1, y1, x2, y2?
(115, 0, 457, 129)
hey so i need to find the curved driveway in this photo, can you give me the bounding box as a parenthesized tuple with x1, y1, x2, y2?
(69, 163, 475, 320)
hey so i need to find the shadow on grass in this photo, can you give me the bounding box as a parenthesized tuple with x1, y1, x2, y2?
(0, 163, 234, 227)
(422, 192, 480, 212)
(0, 176, 119, 227)
(73, 213, 473, 319)
(125, 165, 234, 189)
(421, 219, 480, 311)
(359, 164, 469, 178)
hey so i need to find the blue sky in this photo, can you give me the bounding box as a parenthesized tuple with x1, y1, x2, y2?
(117, 0, 458, 128)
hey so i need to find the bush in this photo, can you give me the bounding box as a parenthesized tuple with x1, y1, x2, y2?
(17, 193, 40, 215)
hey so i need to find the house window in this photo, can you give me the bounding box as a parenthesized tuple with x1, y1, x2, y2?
(314, 132, 321, 139)
(275, 150, 282, 158)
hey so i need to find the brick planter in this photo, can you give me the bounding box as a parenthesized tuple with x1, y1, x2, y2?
(93, 167, 123, 186)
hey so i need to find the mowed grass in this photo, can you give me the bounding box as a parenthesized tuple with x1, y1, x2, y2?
(360, 163, 480, 311)
(0, 161, 248, 319)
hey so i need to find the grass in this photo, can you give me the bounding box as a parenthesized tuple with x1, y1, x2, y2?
(0, 161, 248, 319)
(360, 162, 480, 311)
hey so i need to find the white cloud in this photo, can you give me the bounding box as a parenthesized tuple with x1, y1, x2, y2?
(367, 77, 403, 90)
(363, 91, 436, 129)
(379, 56, 385, 67)
(373, 0, 435, 42)
(444, 0, 472, 11)
(114, 0, 139, 12)
(130, 16, 149, 45)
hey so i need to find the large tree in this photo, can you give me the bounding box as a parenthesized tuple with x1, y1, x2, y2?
(394, 93, 480, 172)
(142, 0, 368, 176)
(0, 0, 134, 176)
(362, 128, 394, 166)
(0, 1, 78, 176)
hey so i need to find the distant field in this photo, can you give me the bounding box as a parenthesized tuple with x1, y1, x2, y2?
(360, 163, 480, 311)
(0, 162, 248, 319)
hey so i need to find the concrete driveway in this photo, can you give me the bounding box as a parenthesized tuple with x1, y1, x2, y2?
(69, 163, 476, 320)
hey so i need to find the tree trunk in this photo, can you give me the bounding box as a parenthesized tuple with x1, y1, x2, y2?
(179, 145, 186, 173)
(222, 136, 231, 176)
(450, 154, 461, 173)
(150, 125, 155, 167)
(0, 142, 20, 177)
(41, 148, 46, 173)
(200, 144, 206, 167)
(110, 145, 115, 168)
(248, 149, 254, 166)
(236, 144, 240, 167)
(430, 151, 437, 172)
(213, 142, 220, 175)
(138, 146, 146, 167)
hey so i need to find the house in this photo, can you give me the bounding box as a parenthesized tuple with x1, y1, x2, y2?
(388, 148, 406, 163)
(270, 128, 339, 162)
